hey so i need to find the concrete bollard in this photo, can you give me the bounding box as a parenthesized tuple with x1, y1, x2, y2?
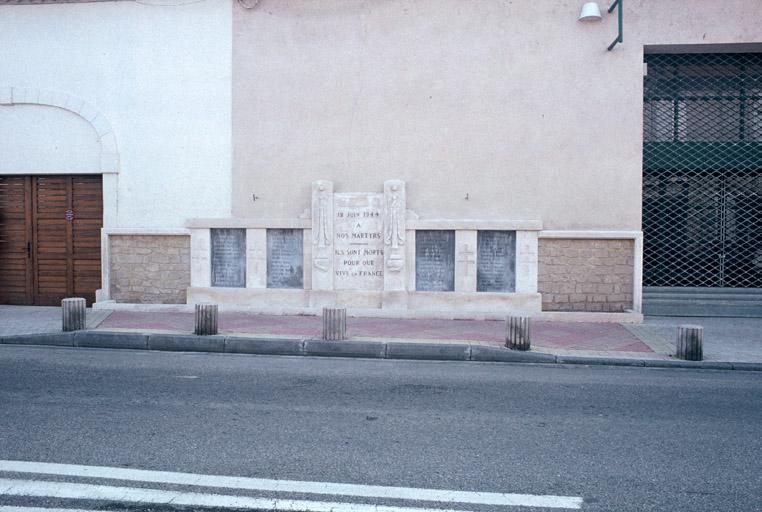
(505, 315, 531, 351)
(194, 303, 219, 336)
(61, 297, 86, 332)
(676, 324, 703, 361)
(322, 308, 347, 341)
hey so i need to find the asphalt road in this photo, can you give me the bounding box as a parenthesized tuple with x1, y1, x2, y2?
(0, 345, 760, 512)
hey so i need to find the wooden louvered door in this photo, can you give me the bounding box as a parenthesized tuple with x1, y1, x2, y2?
(32, 176, 103, 306)
(0, 176, 34, 304)
(0, 175, 102, 306)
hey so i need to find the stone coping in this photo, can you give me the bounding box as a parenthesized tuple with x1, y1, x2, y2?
(186, 219, 311, 229)
(104, 228, 191, 236)
(1, 331, 759, 371)
(539, 230, 641, 239)
(185, 218, 542, 231)
(407, 219, 542, 231)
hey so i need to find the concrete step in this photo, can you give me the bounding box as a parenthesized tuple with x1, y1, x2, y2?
(643, 287, 762, 317)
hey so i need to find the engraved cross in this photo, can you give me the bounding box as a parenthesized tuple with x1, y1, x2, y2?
(458, 243, 476, 277)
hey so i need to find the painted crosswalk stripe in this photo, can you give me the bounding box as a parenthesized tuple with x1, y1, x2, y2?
(0, 478, 478, 512)
(0, 507, 100, 512)
(0, 460, 582, 509)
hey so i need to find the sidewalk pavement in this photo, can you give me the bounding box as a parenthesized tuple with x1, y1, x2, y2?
(0, 306, 111, 336)
(1, 305, 761, 364)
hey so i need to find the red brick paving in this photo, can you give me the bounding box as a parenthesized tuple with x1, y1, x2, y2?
(99, 311, 652, 353)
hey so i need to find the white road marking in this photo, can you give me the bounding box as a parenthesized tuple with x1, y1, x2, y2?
(0, 460, 582, 509)
(0, 478, 475, 512)
(0, 507, 101, 512)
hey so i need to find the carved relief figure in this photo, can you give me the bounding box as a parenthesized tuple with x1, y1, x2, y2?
(384, 182, 406, 273)
(384, 184, 405, 249)
(313, 183, 331, 248)
(312, 181, 333, 273)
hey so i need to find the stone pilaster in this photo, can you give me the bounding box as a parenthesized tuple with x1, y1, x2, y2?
(405, 228, 416, 292)
(190, 229, 211, 288)
(515, 231, 539, 293)
(246, 228, 267, 288)
(303, 228, 313, 291)
(454, 230, 477, 292)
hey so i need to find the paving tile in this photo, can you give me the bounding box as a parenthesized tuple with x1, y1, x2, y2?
(4, 306, 761, 363)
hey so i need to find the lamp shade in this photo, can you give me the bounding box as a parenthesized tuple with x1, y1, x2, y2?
(579, 2, 602, 21)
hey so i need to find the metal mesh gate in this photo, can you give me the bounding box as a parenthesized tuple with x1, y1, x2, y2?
(643, 53, 762, 288)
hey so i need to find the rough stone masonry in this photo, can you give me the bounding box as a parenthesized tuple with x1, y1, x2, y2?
(109, 235, 191, 304)
(538, 239, 634, 312)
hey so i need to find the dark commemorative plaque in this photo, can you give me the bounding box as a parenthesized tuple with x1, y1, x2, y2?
(477, 230, 516, 292)
(210, 228, 246, 288)
(267, 229, 304, 289)
(415, 230, 455, 292)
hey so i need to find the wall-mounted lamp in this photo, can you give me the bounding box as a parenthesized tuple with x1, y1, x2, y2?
(578, 1, 624, 51)
(578, 2, 602, 22)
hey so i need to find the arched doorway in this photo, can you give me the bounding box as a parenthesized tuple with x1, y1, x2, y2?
(0, 90, 117, 306)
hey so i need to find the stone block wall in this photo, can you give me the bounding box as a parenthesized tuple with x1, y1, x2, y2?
(109, 235, 190, 304)
(538, 239, 634, 312)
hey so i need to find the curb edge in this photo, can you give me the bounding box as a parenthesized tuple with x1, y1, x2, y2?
(1, 332, 759, 371)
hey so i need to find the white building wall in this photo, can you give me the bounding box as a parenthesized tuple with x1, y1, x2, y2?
(0, 0, 232, 228)
(0, 104, 101, 173)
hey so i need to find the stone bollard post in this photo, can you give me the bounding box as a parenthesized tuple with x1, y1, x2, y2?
(62, 297, 86, 332)
(195, 303, 219, 336)
(322, 308, 347, 341)
(676, 324, 703, 361)
(505, 315, 531, 351)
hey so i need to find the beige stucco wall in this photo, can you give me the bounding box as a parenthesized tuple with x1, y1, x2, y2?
(110, 235, 190, 304)
(538, 239, 634, 312)
(231, 0, 762, 230)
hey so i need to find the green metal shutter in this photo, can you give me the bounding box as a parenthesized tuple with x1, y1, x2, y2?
(643, 52, 762, 291)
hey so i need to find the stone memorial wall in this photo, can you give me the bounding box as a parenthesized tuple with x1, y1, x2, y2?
(188, 179, 542, 317)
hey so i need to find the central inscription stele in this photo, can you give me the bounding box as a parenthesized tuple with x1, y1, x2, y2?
(333, 193, 384, 290)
